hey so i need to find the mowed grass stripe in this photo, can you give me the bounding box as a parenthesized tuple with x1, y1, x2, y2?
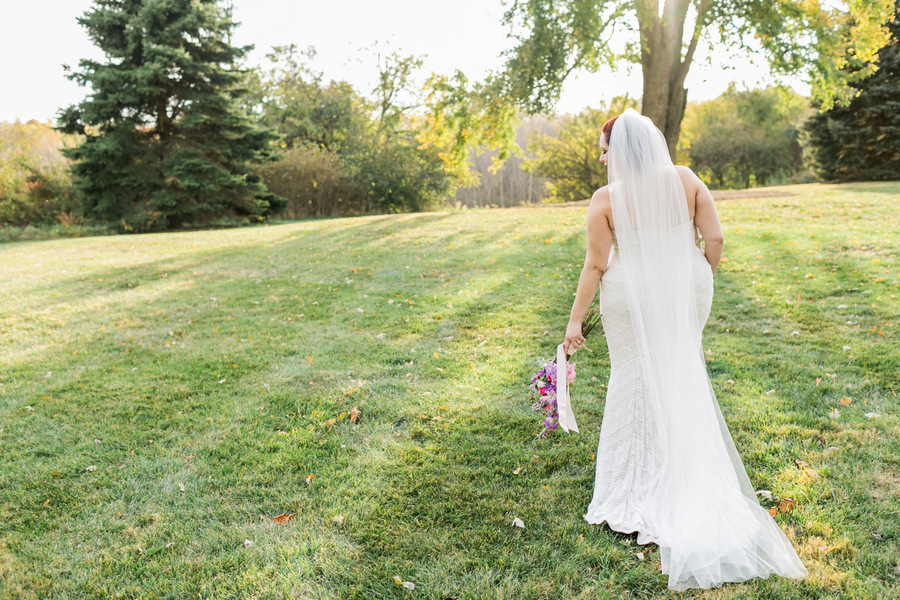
(0, 182, 897, 599)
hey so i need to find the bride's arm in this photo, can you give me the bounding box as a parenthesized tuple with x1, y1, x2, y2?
(564, 189, 612, 355)
(684, 168, 724, 274)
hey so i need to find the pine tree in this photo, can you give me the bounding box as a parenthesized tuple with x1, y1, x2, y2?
(806, 3, 900, 182)
(59, 0, 285, 231)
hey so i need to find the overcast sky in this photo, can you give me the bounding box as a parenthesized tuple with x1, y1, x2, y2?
(0, 0, 808, 123)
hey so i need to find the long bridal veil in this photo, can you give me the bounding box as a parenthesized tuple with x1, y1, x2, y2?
(606, 109, 808, 589)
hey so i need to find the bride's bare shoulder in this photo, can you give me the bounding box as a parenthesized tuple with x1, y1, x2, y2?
(675, 165, 701, 191)
(589, 186, 611, 208)
(588, 186, 613, 228)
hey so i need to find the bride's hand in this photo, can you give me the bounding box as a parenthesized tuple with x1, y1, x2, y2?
(564, 320, 585, 356)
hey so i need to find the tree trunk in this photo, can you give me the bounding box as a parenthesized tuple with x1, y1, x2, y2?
(637, 0, 708, 160)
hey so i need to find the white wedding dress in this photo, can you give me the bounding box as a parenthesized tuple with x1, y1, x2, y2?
(582, 110, 808, 590)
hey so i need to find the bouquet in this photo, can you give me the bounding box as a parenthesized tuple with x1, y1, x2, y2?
(530, 308, 602, 438)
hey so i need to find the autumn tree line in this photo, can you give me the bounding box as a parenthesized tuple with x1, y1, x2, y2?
(1, 0, 898, 234)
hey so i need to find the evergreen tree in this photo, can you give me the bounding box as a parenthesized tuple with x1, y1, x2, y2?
(806, 3, 900, 182)
(59, 0, 285, 232)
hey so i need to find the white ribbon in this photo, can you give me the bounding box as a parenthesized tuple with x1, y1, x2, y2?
(555, 343, 579, 433)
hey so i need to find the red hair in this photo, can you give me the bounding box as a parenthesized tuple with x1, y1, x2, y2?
(601, 115, 618, 143)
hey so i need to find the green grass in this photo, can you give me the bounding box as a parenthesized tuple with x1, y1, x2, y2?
(1, 182, 898, 599)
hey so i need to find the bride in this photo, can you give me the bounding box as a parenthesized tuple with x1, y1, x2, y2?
(562, 109, 808, 590)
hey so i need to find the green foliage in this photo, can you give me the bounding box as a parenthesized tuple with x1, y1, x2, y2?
(500, 0, 623, 114)
(254, 144, 361, 219)
(249, 46, 453, 217)
(806, 2, 900, 182)
(244, 45, 369, 153)
(525, 97, 637, 202)
(500, 0, 895, 151)
(0, 121, 78, 226)
(418, 71, 520, 187)
(681, 86, 809, 189)
(58, 0, 284, 232)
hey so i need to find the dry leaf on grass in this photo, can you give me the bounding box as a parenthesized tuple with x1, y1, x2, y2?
(512, 517, 525, 528)
(777, 499, 798, 513)
(350, 407, 360, 423)
(840, 396, 852, 406)
(273, 513, 295, 524)
(794, 459, 810, 467)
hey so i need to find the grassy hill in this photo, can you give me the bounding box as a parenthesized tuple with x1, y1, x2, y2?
(0, 182, 897, 599)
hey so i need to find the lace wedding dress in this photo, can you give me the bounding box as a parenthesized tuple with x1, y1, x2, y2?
(582, 110, 808, 590)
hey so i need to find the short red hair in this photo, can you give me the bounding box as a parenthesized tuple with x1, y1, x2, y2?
(601, 115, 618, 143)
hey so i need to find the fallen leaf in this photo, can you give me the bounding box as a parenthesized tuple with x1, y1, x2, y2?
(636, 552, 645, 560)
(86, 465, 98, 472)
(433, 352, 440, 359)
(768, 507, 778, 517)
(306, 474, 313, 485)
(865, 412, 880, 419)
(840, 396, 852, 405)
(392, 576, 403, 586)
(777, 499, 798, 513)
(165, 542, 175, 549)
(350, 407, 360, 423)
(244, 539, 254, 547)
(272, 513, 295, 524)
(872, 533, 884, 541)
(794, 459, 810, 467)
(178, 482, 186, 491)
(815, 377, 821, 386)
(801, 468, 819, 479)
(512, 517, 525, 528)
(756, 490, 773, 501)
(402, 582, 415, 590)
(513, 467, 521, 475)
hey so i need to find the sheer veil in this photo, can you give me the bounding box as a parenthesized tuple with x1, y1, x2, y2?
(607, 109, 807, 589)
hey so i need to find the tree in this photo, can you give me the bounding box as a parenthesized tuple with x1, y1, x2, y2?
(243, 45, 369, 153)
(806, 2, 900, 181)
(525, 96, 638, 201)
(681, 86, 808, 189)
(247, 46, 453, 216)
(0, 120, 77, 226)
(59, 0, 284, 232)
(500, 0, 895, 157)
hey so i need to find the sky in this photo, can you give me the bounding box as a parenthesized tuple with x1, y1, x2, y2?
(0, 0, 809, 124)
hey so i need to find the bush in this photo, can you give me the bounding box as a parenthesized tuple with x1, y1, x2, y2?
(0, 120, 77, 226)
(680, 86, 809, 189)
(256, 145, 364, 219)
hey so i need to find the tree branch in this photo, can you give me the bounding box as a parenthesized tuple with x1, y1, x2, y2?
(679, 0, 712, 82)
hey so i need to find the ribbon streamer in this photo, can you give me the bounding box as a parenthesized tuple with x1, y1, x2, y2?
(555, 343, 579, 433)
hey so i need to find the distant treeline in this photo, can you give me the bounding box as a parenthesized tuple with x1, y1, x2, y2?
(3, 27, 899, 230)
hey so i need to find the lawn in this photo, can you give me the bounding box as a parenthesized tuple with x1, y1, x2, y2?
(0, 182, 897, 599)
